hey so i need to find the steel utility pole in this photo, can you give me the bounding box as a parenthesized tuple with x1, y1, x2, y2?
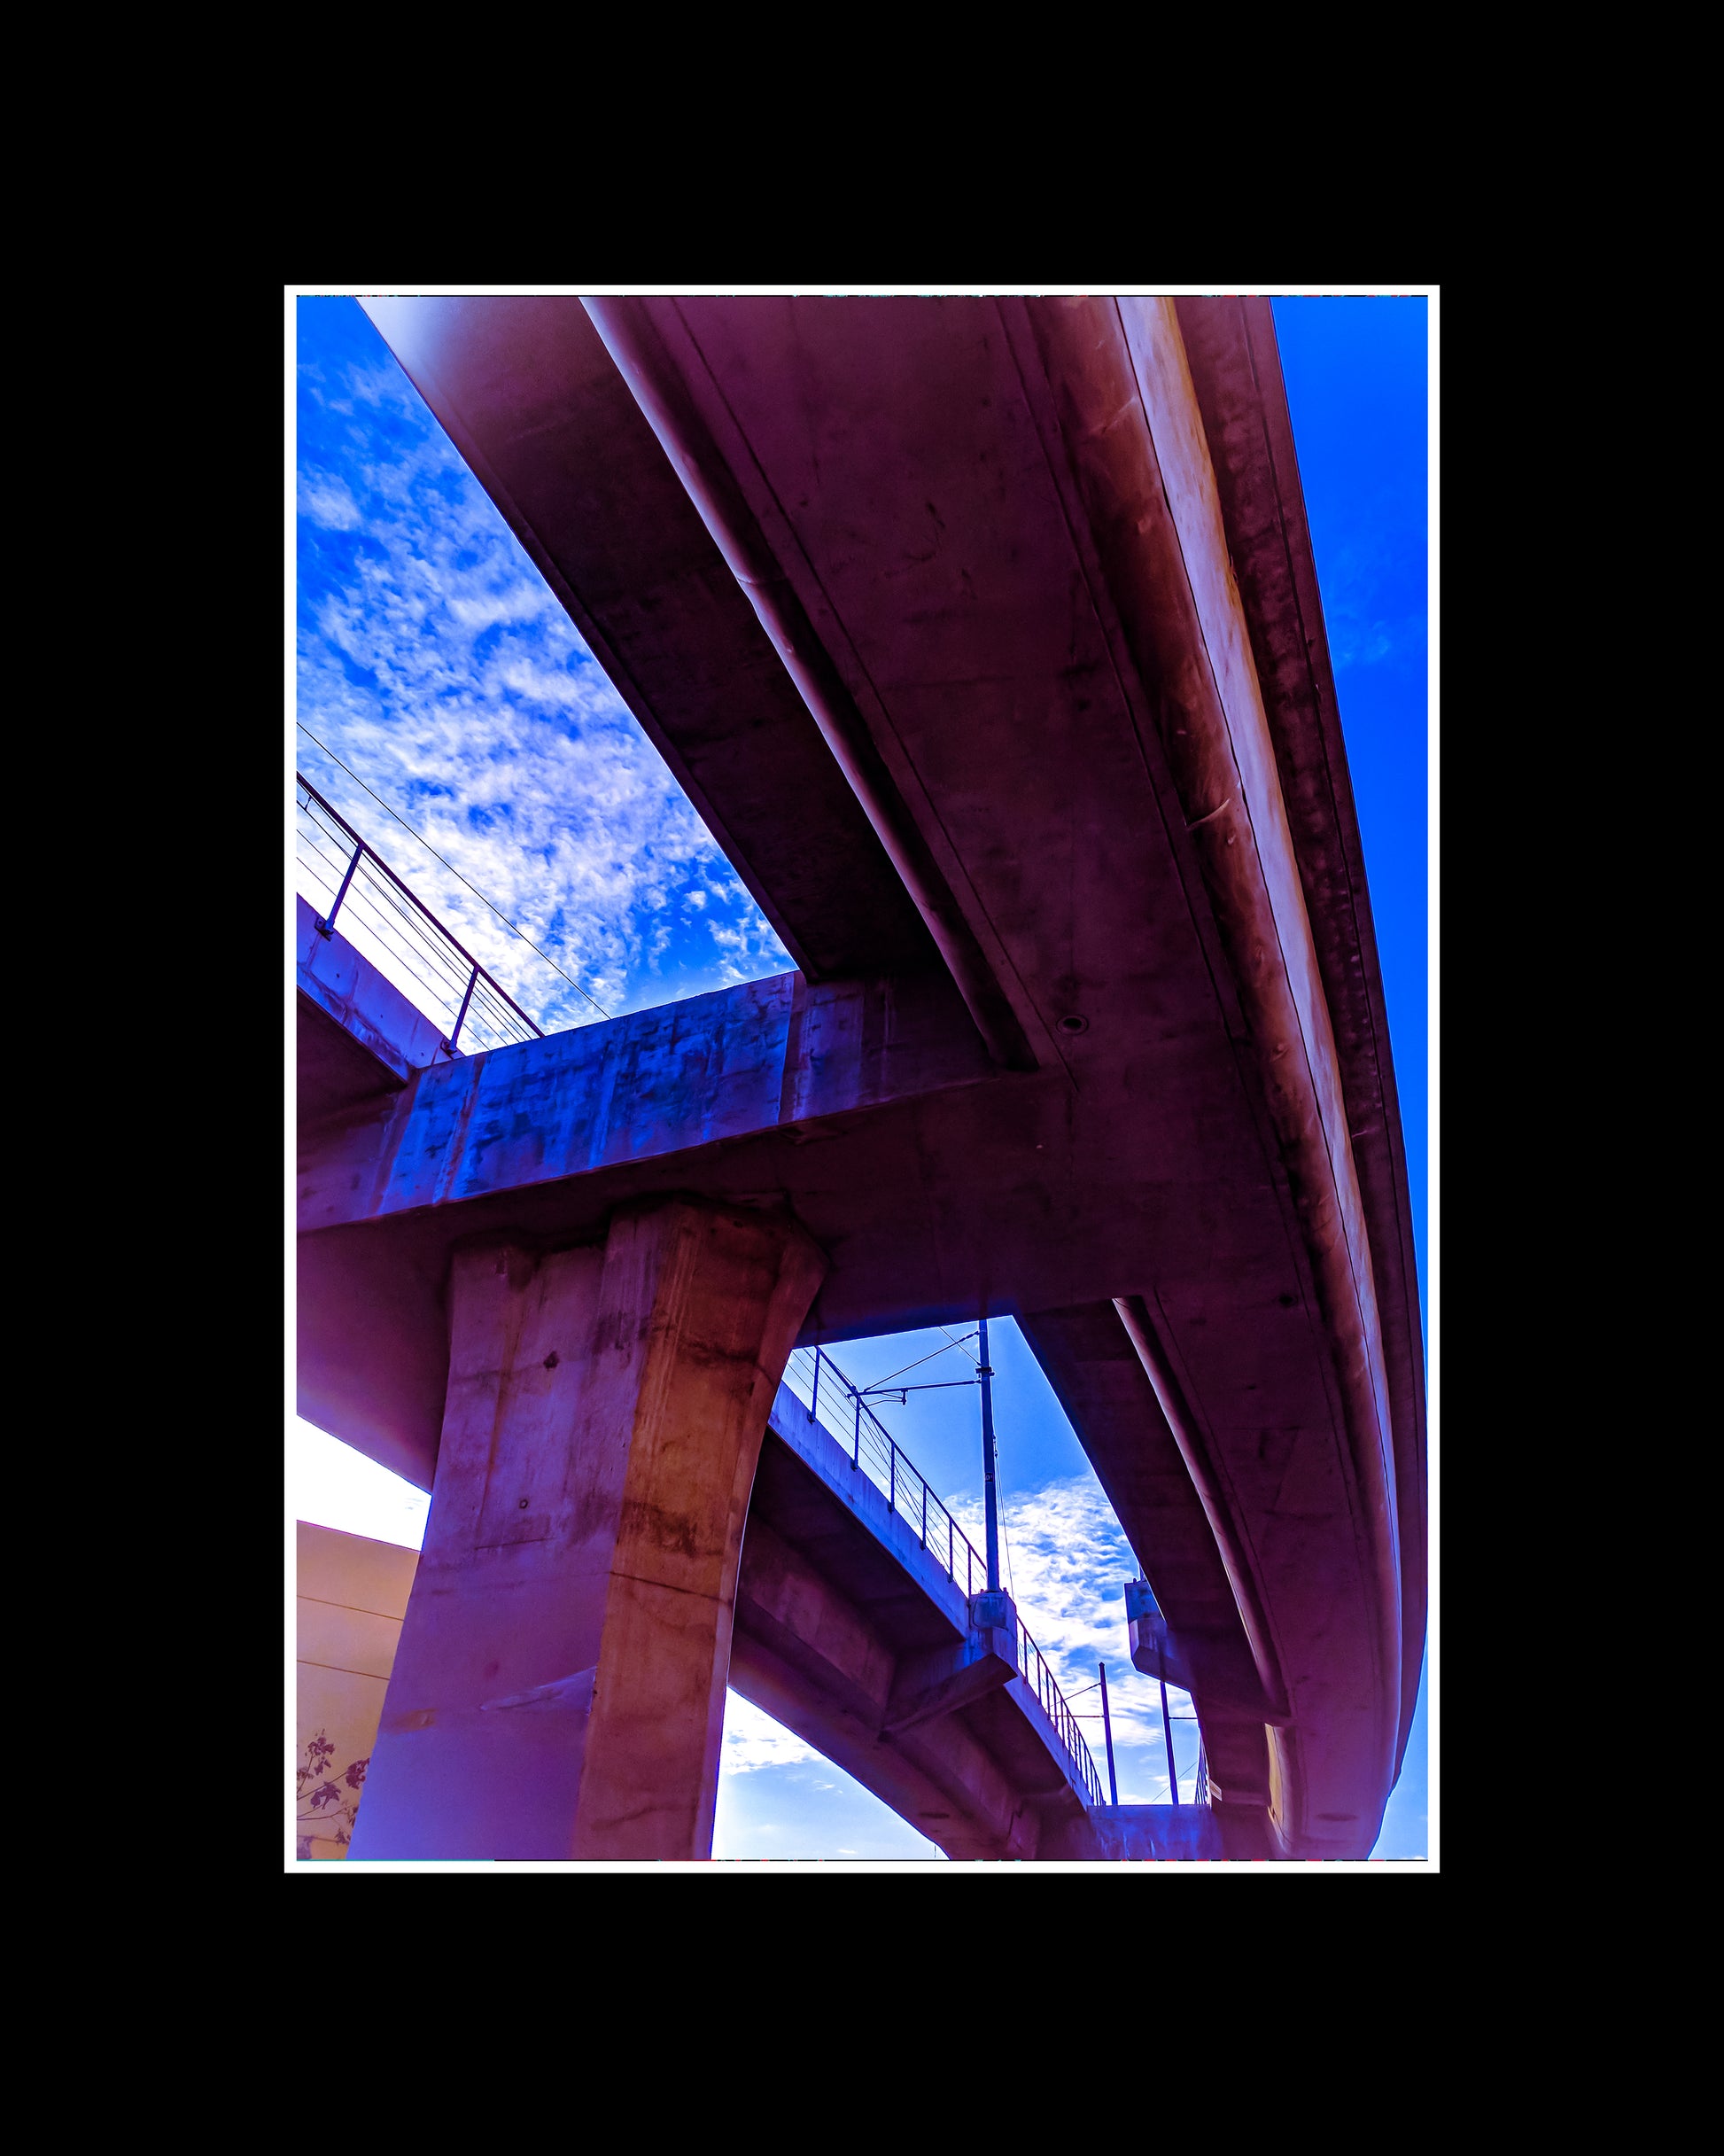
(1099, 1662, 1119, 1808)
(1160, 1666, 1179, 1805)
(979, 1316, 1000, 1594)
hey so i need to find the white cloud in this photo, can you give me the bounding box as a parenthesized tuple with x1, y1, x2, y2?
(721, 1693, 822, 1773)
(1318, 528, 1423, 675)
(949, 1473, 1200, 1782)
(299, 478, 363, 530)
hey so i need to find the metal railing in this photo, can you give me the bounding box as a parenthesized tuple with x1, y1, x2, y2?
(781, 1343, 1108, 1809)
(786, 1346, 987, 1594)
(297, 776, 543, 1056)
(1012, 1617, 1107, 1807)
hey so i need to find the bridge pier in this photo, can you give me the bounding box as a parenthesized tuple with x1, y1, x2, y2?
(347, 1195, 826, 1860)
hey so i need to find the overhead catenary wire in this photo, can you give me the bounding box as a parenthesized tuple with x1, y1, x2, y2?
(298, 767, 586, 1033)
(869, 1331, 980, 1388)
(296, 728, 611, 1017)
(938, 1324, 982, 1366)
(302, 840, 495, 1031)
(299, 806, 471, 989)
(298, 820, 540, 1053)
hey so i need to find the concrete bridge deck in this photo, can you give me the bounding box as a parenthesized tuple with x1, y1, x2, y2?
(299, 294, 1424, 1860)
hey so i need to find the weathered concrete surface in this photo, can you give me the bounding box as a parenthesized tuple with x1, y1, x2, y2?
(1079, 1807, 1224, 1861)
(315, 295, 1426, 1861)
(347, 1197, 824, 1859)
(296, 953, 996, 1492)
(300, 965, 994, 1237)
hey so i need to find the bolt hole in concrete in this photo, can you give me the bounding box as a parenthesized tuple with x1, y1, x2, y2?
(1059, 1015, 1090, 1034)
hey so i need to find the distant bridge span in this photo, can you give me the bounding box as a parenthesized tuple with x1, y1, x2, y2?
(299, 295, 1425, 1861)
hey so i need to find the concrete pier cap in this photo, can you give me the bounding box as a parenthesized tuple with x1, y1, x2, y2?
(348, 1190, 827, 1861)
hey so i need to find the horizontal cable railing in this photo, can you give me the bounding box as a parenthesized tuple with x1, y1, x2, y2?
(1013, 1618, 1107, 1806)
(781, 1344, 1108, 1810)
(297, 776, 542, 1056)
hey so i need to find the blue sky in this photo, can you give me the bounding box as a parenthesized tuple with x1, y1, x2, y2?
(293, 294, 1430, 1864)
(296, 297, 790, 1024)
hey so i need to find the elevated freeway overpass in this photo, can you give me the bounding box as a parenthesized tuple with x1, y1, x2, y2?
(298, 294, 1425, 1861)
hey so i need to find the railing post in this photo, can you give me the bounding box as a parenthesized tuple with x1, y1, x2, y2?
(1099, 1662, 1119, 1809)
(318, 837, 365, 937)
(889, 1443, 896, 1518)
(920, 1479, 928, 1547)
(979, 1316, 1000, 1594)
(447, 960, 480, 1055)
(1160, 1667, 1179, 1806)
(948, 1514, 954, 1579)
(852, 1389, 861, 1469)
(812, 1345, 822, 1425)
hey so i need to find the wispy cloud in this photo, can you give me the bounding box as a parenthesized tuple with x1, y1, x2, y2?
(1317, 518, 1425, 677)
(721, 1693, 823, 1773)
(952, 1473, 1201, 1800)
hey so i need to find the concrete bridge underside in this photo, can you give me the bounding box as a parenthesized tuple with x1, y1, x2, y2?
(299, 294, 1425, 1861)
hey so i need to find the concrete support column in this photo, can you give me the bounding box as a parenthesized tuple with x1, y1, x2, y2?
(348, 1195, 826, 1860)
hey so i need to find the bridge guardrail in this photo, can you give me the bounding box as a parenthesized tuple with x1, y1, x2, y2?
(782, 1344, 1108, 1809)
(297, 776, 543, 1056)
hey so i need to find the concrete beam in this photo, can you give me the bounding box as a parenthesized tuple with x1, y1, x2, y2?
(299, 966, 994, 1238)
(881, 1599, 1017, 1735)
